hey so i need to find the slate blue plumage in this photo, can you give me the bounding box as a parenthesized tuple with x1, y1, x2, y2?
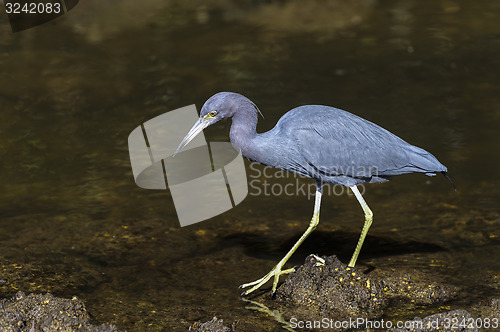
(175, 92, 449, 296)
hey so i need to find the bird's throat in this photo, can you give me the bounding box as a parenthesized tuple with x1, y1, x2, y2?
(229, 112, 258, 157)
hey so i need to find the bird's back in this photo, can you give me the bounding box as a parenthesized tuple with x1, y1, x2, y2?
(259, 105, 446, 187)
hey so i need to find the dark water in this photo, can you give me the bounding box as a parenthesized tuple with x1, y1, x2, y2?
(0, 0, 499, 330)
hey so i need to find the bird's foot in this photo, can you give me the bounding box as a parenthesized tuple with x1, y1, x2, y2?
(309, 254, 325, 266)
(239, 263, 295, 297)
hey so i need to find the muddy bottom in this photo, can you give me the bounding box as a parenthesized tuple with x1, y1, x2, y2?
(1, 206, 500, 331)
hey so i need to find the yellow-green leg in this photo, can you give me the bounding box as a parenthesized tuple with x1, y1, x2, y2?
(240, 187, 323, 296)
(348, 185, 373, 267)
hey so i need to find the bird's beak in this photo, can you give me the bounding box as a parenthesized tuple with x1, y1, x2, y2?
(174, 115, 215, 156)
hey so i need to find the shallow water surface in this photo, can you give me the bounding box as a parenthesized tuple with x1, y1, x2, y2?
(0, 0, 499, 330)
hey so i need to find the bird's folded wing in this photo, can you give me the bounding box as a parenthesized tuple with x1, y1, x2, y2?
(290, 111, 427, 179)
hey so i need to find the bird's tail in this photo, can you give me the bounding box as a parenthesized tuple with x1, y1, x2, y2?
(406, 146, 455, 191)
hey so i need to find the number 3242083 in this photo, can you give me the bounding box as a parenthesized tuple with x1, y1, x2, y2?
(5, 2, 62, 14)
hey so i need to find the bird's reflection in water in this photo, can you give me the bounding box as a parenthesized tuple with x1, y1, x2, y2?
(242, 297, 294, 332)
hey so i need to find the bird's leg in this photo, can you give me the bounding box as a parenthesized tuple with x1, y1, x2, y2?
(348, 185, 373, 267)
(240, 187, 323, 296)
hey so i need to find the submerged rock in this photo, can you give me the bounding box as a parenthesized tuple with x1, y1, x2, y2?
(387, 309, 478, 332)
(272, 254, 463, 329)
(479, 298, 500, 319)
(188, 316, 236, 332)
(275, 255, 387, 322)
(0, 291, 121, 332)
(372, 268, 459, 306)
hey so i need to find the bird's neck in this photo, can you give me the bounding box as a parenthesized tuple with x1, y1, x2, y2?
(229, 111, 258, 157)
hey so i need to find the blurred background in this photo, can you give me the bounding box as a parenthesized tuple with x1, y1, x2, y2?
(0, 0, 499, 330)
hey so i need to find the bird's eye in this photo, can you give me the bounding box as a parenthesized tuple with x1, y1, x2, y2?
(209, 111, 217, 117)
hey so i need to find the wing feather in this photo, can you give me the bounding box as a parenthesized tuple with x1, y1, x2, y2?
(274, 106, 444, 184)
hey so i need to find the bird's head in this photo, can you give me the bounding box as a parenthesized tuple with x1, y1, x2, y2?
(174, 92, 261, 155)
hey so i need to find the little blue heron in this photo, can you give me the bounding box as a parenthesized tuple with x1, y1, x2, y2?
(175, 92, 450, 296)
